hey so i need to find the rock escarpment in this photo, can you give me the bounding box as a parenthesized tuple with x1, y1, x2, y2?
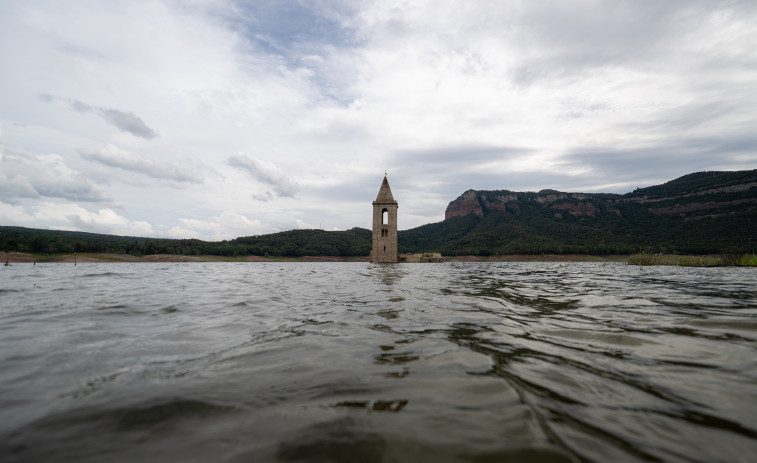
(406, 169, 757, 255)
(445, 190, 618, 219)
(444, 170, 757, 223)
(445, 190, 484, 219)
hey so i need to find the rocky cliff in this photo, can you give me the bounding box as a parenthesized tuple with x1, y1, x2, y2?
(445, 190, 484, 219)
(445, 190, 619, 220)
(421, 169, 757, 255)
(445, 170, 757, 222)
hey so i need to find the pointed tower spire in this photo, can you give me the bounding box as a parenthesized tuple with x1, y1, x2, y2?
(374, 176, 396, 203)
(371, 174, 398, 263)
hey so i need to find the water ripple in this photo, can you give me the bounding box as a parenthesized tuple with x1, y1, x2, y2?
(1, 262, 756, 462)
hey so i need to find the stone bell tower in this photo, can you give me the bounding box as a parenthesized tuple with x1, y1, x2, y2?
(371, 175, 398, 263)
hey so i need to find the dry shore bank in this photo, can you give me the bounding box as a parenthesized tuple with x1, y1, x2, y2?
(3, 252, 623, 264)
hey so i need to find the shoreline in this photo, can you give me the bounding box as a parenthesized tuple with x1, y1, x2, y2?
(3, 251, 624, 264)
(4, 252, 754, 266)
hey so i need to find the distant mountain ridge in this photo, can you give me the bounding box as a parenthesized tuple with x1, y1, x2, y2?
(412, 169, 757, 255)
(446, 170, 757, 221)
(2, 170, 756, 256)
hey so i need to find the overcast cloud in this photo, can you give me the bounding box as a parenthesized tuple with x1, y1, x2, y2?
(228, 154, 299, 198)
(1, 0, 755, 239)
(0, 144, 109, 203)
(40, 94, 158, 139)
(80, 144, 204, 183)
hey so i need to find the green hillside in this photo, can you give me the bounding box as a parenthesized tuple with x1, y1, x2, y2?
(0, 226, 371, 257)
(2, 169, 756, 257)
(416, 169, 757, 255)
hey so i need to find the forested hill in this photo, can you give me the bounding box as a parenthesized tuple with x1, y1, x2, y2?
(0, 226, 371, 257)
(400, 169, 757, 255)
(2, 169, 756, 257)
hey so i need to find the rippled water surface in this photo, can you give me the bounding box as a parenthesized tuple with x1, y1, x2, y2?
(1, 262, 756, 462)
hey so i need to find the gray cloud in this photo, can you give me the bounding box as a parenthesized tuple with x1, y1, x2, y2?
(228, 155, 298, 198)
(560, 136, 757, 194)
(39, 94, 158, 139)
(253, 191, 275, 202)
(395, 145, 532, 173)
(385, 144, 539, 199)
(4, 0, 755, 238)
(510, 1, 757, 87)
(99, 108, 158, 139)
(0, 145, 109, 203)
(69, 98, 94, 114)
(79, 145, 204, 183)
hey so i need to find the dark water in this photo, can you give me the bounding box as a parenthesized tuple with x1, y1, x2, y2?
(1, 262, 756, 462)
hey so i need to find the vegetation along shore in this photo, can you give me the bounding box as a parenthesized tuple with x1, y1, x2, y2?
(4, 251, 756, 266)
(2, 169, 756, 262)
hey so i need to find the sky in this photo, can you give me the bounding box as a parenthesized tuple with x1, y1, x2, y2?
(1, 0, 756, 240)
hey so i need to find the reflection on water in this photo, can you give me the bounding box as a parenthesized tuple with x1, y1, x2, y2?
(370, 262, 408, 287)
(278, 418, 386, 463)
(335, 400, 409, 412)
(1, 262, 756, 462)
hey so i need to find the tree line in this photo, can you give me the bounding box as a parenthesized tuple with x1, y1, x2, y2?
(3, 170, 756, 257)
(0, 226, 372, 257)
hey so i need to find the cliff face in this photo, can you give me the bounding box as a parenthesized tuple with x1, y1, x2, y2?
(405, 170, 757, 255)
(551, 201, 599, 217)
(445, 190, 484, 219)
(444, 170, 757, 222)
(445, 190, 617, 219)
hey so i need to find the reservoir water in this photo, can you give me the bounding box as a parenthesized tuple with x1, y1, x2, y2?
(1, 262, 756, 462)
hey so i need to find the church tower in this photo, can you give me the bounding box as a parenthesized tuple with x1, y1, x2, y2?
(371, 175, 398, 263)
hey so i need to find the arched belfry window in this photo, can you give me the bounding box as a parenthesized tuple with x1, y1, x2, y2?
(382, 208, 388, 225)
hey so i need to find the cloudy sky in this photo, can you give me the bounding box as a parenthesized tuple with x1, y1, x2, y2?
(1, 0, 756, 240)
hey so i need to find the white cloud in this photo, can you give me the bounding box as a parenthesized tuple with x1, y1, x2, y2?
(0, 141, 109, 203)
(0, 201, 152, 236)
(79, 144, 204, 184)
(177, 210, 265, 241)
(0, 198, 156, 237)
(0, 201, 35, 224)
(0, 0, 755, 237)
(34, 202, 127, 232)
(295, 219, 315, 229)
(127, 221, 155, 237)
(166, 226, 200, 240)
(228, 155, 298, 198)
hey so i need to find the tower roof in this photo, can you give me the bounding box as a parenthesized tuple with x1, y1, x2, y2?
(374, 176, 397, 203)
